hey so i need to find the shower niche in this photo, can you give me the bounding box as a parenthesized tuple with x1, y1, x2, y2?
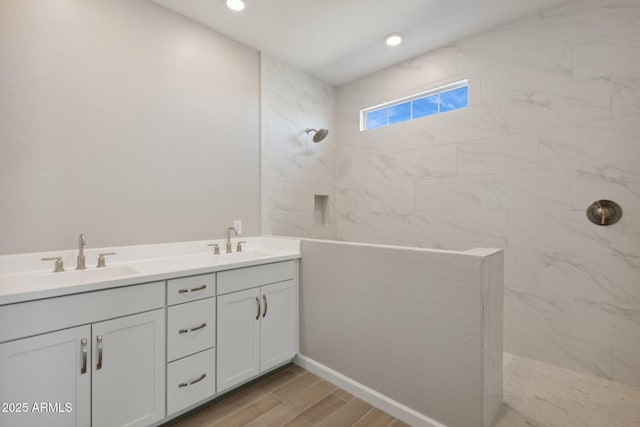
(314, 194, 329, 226)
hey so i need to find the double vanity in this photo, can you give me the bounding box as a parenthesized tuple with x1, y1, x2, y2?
(0, 235, 504, 427)
(0, 236, 300, 427)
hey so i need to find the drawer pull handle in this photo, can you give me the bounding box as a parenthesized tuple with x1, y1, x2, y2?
(178, 285, 207, 294)
(255, 297, 260, 320)
(179, 373, 206, 388)
(80, 338, 87, 374)
(178, 323, 207, 334)
(262, 295, 268, 318)
(96, 335, 103, 370)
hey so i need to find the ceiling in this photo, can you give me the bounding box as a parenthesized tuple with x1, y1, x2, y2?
(151, 0, 568, 86)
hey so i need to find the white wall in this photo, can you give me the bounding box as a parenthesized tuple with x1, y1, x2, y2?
(261, 55, 337, 239)
(299, 240, 503, 427)
(335, 0, 640, 386)
(0, 0, 261, 255)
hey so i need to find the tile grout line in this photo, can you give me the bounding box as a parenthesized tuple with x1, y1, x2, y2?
(290, 386, 340, 426)
(333, 391, 350, 403)
(281, 390, 349, 427)
(270, 392, 285, 404)
(198, 367, 304, 427)
(270, 372, 323, 400)
(207, 393, 283, 427)
(352, 406, 376, 427)
(271, 385, 339, 427)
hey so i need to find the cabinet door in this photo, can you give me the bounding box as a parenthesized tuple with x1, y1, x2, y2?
(0, 325, 91, 427)
(92, 309, 165, 427)
(217, 288, 260, 393)
(260, 280, 297, 371)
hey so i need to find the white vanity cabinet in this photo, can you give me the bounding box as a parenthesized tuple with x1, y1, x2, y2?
(0, 325, 91, 427)
(216, 288, 261, 391)
(0, 246, 301, 427)
(0, 282, 166, 427)
(260, 280, 298, 370)
(91, 309, 165, 427)
(216, 261, 298, 393)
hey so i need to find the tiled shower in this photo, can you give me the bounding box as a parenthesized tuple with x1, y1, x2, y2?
(262, 0, 640, 388)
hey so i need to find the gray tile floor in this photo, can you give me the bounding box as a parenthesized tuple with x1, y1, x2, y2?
(494, 353, 640, 427)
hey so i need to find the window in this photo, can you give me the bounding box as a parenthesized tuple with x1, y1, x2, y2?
(360, 80, 468, 131)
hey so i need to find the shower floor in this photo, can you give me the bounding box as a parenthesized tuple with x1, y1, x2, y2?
(494, 353, 640, 427)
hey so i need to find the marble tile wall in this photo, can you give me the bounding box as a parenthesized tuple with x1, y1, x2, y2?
(261, 55, 338, 239)
(333, 0, 640, 386)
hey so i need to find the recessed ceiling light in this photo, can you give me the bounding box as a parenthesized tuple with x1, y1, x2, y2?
(226, 0, 245, 12)
(385, 33, 404, 47)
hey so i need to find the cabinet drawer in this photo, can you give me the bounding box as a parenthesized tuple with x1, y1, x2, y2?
(167, 348, 216, 416)
(167, 273, 215, 306)
(217, 261, 296, 295)
(167, 297, 215, 362)
(0, 282, 164, 343)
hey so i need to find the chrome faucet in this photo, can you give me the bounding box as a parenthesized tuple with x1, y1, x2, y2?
(225, 227, 237, 253)
(76, 233, 87, 270)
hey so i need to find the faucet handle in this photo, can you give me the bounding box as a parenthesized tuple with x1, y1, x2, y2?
(96, 252, 116, 268)
(236, 241, 247, 252)
(42, 257, 65, 273)
(207, 243, 220, 255)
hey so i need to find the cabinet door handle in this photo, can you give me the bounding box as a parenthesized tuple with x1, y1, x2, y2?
(262, 295, 268, 318)
(80, 338, 88, 374)
(178, 323, 207, 334)
(255, 297, 260, 320)
(178, 373, 206, 388)
(178, 285, 207, 294)
(96, 335, 103, 370)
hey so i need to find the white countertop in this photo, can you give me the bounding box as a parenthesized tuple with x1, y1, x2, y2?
(0, 236, 300, 305)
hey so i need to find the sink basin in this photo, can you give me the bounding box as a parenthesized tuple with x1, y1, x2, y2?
(34, 265, 140, 287)
(217, 249, 273, 262)
(139, 254, 219, 272)
(0, 248, 283, 293)
(130, 250, 277, 272)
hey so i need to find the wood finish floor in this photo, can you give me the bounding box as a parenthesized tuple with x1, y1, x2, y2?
(164, 364, 411, 427)
(165, 355, 640, 427)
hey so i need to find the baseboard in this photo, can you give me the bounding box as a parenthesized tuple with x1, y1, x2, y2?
(294, 354, 447, 427)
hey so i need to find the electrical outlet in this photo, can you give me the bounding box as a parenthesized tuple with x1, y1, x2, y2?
(233, 219, 242, 235)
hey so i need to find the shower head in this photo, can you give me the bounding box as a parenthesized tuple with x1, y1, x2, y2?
(305, 128, 329, 143)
